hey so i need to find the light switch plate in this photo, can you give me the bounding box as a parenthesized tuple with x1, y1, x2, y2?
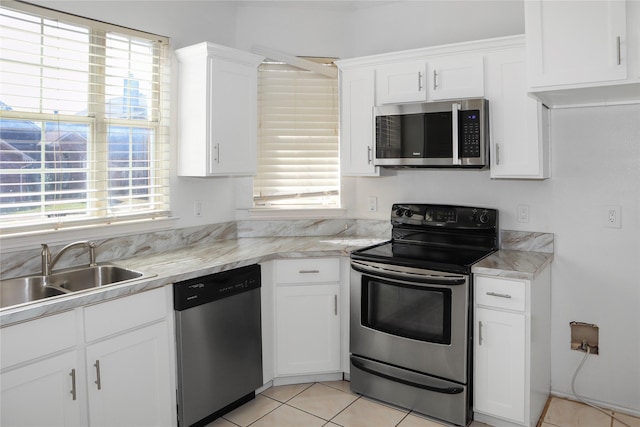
(368, 196, 377, 212)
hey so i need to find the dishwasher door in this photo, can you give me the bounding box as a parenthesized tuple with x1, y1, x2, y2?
(175, 266, 263, 427)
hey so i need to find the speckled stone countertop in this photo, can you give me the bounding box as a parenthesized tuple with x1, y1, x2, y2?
(472, 249, 554, 280)
(0, 236, 385, 326)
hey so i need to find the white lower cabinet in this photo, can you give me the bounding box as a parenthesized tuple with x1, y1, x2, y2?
(473, 268, 551, 427)
(0, 287, 175, 427)
(274, 258, 341, 377)
(474, 307, 526, 423)
(1, 351, 81, 427)
(85, 322, 172, 427)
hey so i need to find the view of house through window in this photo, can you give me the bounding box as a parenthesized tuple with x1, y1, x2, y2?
(254, 58, 340, 208)
(0, 1, 170, 235)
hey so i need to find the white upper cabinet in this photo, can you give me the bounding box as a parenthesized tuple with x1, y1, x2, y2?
(375, 54, 484, 104)
(376, 61, 427, 104)
(338, 67, 381, 176)
(485, 41, 550, 179)
(176, 42, 264, 177)
(427, 54, 485, 101)
(526, 0, 640, 106)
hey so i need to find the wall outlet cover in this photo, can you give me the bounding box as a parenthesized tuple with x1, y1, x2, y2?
(604, 205, 621, 229)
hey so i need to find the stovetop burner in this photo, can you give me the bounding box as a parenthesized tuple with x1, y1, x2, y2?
(351, 203, 499, 274)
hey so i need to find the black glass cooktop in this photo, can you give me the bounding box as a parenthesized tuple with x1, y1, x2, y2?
(351, 203, 499, 275)
(351, 240, 495, 275)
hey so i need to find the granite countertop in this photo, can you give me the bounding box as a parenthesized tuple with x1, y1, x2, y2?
(1, 235, 552, 326)
(472, 249, 554, 280)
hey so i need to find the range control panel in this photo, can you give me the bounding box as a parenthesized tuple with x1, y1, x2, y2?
(391, 203, 498, 229)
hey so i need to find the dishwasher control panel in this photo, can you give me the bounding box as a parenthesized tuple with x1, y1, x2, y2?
(173, 264, 261, 311)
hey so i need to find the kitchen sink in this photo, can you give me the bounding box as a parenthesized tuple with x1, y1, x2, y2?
(0, 264, 150, 309)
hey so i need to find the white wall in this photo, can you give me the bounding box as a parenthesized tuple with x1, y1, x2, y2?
(17, 0, 640, 414)
(351, 0, 525, 56)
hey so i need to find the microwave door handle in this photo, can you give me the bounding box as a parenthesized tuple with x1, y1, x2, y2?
(452, 103, 461, 165)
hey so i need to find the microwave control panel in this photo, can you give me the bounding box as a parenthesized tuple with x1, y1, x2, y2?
(459, 110, 481, 158)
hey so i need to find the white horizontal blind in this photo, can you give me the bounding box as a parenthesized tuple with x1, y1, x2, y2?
(254, 60, 339, 208)
(0, 1, 170, 235)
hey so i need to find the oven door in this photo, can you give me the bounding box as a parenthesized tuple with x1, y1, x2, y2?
(350, 259, 470, 383)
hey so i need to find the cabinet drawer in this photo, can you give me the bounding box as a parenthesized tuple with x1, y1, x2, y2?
(1, 310, 76, 369)
(475, 276, 526, 312)
(84, 287, 167, 341)
(276, 258, 340, 284)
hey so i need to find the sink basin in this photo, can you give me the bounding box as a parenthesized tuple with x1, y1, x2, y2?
(0, 264, 149, 309)
(0, 276, 68, 309)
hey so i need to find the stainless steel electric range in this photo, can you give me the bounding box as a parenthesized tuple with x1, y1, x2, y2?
(349, 203, 499, 426)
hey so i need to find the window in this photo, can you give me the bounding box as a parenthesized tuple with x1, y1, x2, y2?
(0, 1, 170, 235)
(253, 58, 339, 208)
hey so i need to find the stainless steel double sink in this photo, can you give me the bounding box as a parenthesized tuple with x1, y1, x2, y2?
(0, 264, 150, 309)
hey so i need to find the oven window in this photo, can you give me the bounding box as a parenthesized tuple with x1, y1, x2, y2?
(362, 277, 452, 344)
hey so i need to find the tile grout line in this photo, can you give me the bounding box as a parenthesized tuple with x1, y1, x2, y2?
(326, 394, 363, 427)
(224, 394, 283, 427)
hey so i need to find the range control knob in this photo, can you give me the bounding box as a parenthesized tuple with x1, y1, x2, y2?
(395, 208, 405, 217)
(405, 210, 413, 218)
(479, 211, 489, 224)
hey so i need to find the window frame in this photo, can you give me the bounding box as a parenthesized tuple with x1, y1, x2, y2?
(253, 56, 341, 211)
(0, 0, 171, 238)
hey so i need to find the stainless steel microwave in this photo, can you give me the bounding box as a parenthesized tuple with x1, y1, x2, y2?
(374, 98, 488, 168)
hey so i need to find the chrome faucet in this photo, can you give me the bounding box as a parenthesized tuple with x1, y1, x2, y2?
(41, 241, 98, 276)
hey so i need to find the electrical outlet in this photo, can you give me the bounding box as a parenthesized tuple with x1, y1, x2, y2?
(517, 204, 529, 223)
(570, 321, 599, 355)
(604, 205, 621, 228)
(193, 200, 202, 217)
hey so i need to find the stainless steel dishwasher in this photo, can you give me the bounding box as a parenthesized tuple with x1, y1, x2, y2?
(174, 264, 263, 427)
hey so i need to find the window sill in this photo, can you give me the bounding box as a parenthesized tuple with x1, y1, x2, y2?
(245, 207, 347, 220)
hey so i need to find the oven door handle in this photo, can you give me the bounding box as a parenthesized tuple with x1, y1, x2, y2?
(351, 356, 464, 395)
(351, 260, 466, 285)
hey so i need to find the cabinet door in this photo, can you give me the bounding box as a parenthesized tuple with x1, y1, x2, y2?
(376, 61, 427, 104)
(209, 58, 258, 175)
(1, 351, 81, 427)
(177, 43, 262, 177)
(340, 68, 379, 176)
(485, 47, 550, 179)
(85, 322, 173, 427)
(276, 284, 341, 375)
(427, 54, 484, 101)
(474, 307, 526, 424)
(526, 0, 627, 88)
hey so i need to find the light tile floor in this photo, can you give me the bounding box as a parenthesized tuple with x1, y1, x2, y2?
(206, 381, 640, 427)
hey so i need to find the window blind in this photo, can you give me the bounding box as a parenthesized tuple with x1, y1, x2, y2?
(254, 59, 339, 208)
(0, 1, 170, 235)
